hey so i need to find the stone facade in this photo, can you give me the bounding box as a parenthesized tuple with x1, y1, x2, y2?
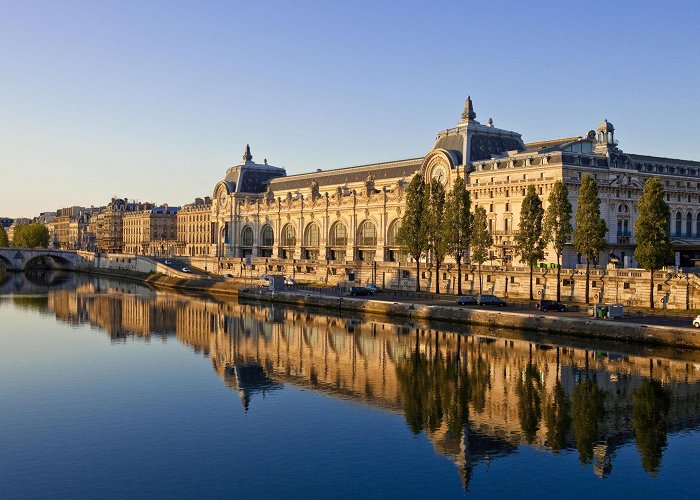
(203, 97, 700, 291)
(177, 197, 212, 257)
(94, 198, 148, 253)
(51, 206, 99, 250)
(123, 204, 179, 256)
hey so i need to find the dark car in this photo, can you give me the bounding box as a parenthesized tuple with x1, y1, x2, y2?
(456, 295, 477, 305)
(365, 283, 381, 294)
(536, 300, 566, 312)
(350, 286, 372, 297)
(477, 294, 506, 307)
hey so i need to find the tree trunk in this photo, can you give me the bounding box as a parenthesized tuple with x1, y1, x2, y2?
(478, 262, 483, 294)
(529, 264, 534, 301)
(435, 261, 440, 294)
(457, 256, 462, 296)
(585, 260, 590, 304)
(415, 259, 421, 292)
(556, 252, 561, 302)
(650, 270, 655, 310)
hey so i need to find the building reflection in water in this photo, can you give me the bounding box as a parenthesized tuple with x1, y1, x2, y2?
(26, 274, 700, 489)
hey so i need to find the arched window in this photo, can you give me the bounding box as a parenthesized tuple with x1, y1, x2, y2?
(357, 221, 377, 262)
(304, 223, 320, 248)
(303, 223, 320, 260)
(357, 221, 377, 247)
(329, 222, 347, 247)
(281, 224, 296, 247)
(328, 222, 347, 262)
(261, 225, 274, 247)
(386, 220, 401, 246)
(241, 226, 253, 247)
(675, 212, 682, 236)
(687, 212, 693, 237)
(386, 219, 406, 263)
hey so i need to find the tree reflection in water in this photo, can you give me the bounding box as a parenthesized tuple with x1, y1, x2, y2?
(516, 346, 543, 444)
(572, 375, 607, 463)
(632, 378, 671, 475)
(544, 348, 571, 453)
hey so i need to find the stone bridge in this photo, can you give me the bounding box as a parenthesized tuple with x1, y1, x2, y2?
(0, 247, 81, 271)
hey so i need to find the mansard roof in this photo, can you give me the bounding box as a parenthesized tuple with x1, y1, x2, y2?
(627, 153, 700, 168)
(268, 158, 422, 192)
(219, 145, 287, 194)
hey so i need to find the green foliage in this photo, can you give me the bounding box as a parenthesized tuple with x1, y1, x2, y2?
(427, 179, 448, 293)
(12, 224, 50, 249)
(444, 177, 471, 294)
(543, 180, 573, 301)
(470, 206, 491, 266)
(470, 206, 492, 294)
(571, 378, 606, 464)
(515, 185, 545, 267)
(543, 180, 573, 260)
(514, 185, 545, 300)
(634, 177, 673, 272)
(632, 379, 670, 475)
(444, 177, 471, 261)
(396, 175, 429, 291)
(573, 174, 607, 263)
(573, 174, 607, 303)
(0, 225, 9, 247)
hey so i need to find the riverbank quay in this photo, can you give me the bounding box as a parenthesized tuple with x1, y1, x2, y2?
(238, 287, 700, 350)
(85, 268, 242, 296)
(80, 267, 700, 350)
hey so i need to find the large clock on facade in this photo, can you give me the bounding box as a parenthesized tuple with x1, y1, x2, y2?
(431, 165, 447, 186)
(219, 191, 227, 209)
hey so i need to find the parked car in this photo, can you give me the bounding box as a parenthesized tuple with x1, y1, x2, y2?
(477, 294, 506, 307)
(164, 260, 172, 265)
(284, 277, 297, 286)
(694, 315, 700, 328)
(365, 283, 381, 294)
(182, 267, 191, 273)
(224, 273, 234, 278)
(456, 295, 477, 305)
(350, 286, 372, 297)
(536, 300, 566, 312)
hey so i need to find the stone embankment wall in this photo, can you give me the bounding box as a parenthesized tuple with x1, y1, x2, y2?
(211, 255, 700, 310)
(238, 288, 700, 349)
(77, 251, 193, 279)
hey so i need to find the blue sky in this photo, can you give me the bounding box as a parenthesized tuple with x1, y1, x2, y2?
(1, 0, 698, 218)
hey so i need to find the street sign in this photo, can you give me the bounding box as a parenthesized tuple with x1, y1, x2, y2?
(245, 256, 252, 267)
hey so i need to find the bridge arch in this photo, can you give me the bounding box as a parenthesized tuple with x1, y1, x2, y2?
(24, 253, 76, 270)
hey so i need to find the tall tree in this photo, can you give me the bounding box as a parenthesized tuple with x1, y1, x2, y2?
(573, 174, 607, 304)
(427, 179, 448, 294)
(514, 185, 545, 301)
(12, 224, 49, 249)
(444, 177, 471, 295)
(634, 177, 673, 310)
(470, 206, 492, 294)
(543, 180, 573, 302)
(397, 175, 429, 291)
(0, 225, 8, 247)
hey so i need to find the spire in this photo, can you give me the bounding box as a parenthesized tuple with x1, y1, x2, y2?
(243, 144, 253, 162)
(461, 95, 476, 122)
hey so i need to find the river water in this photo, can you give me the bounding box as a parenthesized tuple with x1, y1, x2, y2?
(0, 271, 698, 498)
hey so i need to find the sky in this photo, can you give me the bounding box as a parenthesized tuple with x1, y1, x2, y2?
(1, 0, 699, 218)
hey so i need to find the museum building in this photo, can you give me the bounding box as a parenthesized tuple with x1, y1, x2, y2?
(205, 97, 700, 288)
